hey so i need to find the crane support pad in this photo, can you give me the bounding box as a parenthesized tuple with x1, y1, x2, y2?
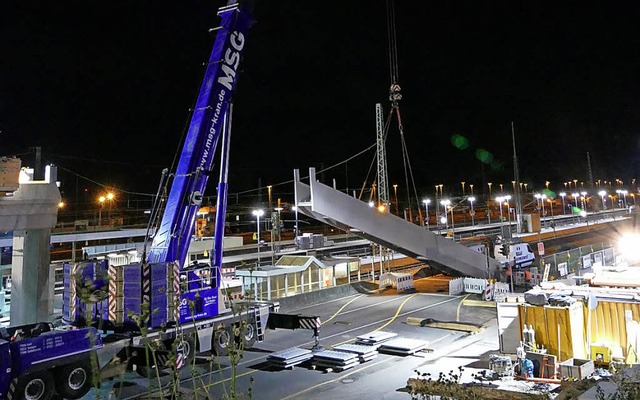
(406, 317, 484, 333)
(267, 313, 321, 330)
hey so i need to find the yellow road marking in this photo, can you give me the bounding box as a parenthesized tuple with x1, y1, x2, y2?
(323, 295, 362, 324)
(332, 293, 418, 347)
(456, 294, 471, 322)
(373, 292, 418, 332)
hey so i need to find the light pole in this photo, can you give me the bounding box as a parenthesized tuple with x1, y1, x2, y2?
(106, 192, 115, 225)
(622, 190, 628, 208)
(488, 182, 492, 196)
(98, 196, 106, 227)
(496, 196, 504, 223)
(275, 207, 283, 253)
(580, 191, 587, 211)
(572, 192, 580, 213)
(292, 205, 300, 247)
(599, 190, 607, 210)
(468, 196, 476, 226)
(504, 195, 512, 227)
(541, 194, 547, 217)
(461, 181, 465, 195)
(422, 199, 431, 230)
(252, 209, 264, 266)
(393, 184, 399, 215)
(534, 193, 541, 215)
(440, 199, 451, 231)
(435, 185, 440, 231)
(559, 192, 566, 215)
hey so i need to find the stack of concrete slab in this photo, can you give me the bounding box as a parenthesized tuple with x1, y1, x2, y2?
(378, 337, 429, 356)
(333, 343, 378, 363)
(267, 347, 313, 369)
(312, 350, 360, 372)
(355, 330, 397, 346)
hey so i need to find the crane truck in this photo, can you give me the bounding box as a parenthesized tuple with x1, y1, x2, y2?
(1, 2, 311, 399)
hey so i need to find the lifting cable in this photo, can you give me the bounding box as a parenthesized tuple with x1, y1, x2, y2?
(385, 0, 422, 223)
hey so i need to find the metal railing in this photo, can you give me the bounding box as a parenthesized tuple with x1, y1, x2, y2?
(537, 242, 616, 280)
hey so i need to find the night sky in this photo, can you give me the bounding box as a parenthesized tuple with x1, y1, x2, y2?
(3, 1, 640, 207)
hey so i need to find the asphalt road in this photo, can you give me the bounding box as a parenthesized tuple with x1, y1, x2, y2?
(97, 292, 498, 400)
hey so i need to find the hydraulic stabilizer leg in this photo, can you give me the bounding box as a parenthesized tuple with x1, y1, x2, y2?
(311, 327, 324, 352)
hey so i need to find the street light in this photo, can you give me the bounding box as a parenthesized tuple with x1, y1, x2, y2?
(393, 184, 399, 215)
(571, 192, 580, 213)
(440, 199, 451, 231)
(534, 193, 541, 215)
(580, 191, 587, 210)
(559, 192, 566, 215)
(495, 196, 504, 223)
(98, 196, 106, 227)
(252, 209, 264, 266)
(106, 192, 115, 224)
(292, 205, 299, 246)
(468, 196, 476, 226)
(598, 190, 607, 210)
(422, 199, 431, 230)
(274, 207, 284, 253)
(504, 195, 512, 227)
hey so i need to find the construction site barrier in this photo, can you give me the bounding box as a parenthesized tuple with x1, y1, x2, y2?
(379, 273, 414, 292)
(463, 277, 487, 294)
(449, 277, 464, 296)
(484, 282, 494, 301)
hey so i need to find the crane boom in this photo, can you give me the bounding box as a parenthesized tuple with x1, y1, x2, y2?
(147, 1, 253, 270)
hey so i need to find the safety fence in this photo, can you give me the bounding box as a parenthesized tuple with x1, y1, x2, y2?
(536, 242, 616, 282)
(449, 277, 510, 301)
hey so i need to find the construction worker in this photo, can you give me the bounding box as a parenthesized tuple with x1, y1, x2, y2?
(524, 268, 532, 289)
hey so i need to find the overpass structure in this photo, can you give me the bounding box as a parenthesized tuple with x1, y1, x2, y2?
(294, 168, 500, 278)
(0, 165, 60, 325)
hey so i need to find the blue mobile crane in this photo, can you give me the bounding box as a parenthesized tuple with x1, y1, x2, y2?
(1, 2, 285, 399)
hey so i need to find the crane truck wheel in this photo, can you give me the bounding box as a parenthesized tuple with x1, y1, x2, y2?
(9, 371, 55, 400)
(239, 321, 257, 349)
(54, 361, 93, 400)
(213, 327, 233, 356)
(176, 333, 198, 368)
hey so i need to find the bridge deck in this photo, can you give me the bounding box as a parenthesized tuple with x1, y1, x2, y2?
(294, 168, 500, 278)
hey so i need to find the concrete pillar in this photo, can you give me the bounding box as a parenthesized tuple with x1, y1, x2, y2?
(267, 277, 271, 301)
(11, 229, 53, 324)
(284, 273, 289, 297)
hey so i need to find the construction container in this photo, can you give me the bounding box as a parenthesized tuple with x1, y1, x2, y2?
(518, 301, 586, 362)
(0, 157, 21, 193)
(558, 358, 594, 379)
(585, 300, 640, 361)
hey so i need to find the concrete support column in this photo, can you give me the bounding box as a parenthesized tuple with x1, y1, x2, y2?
(267, 277, 271, 301)
(284, 273, 289, 297)
(11, 229, 53, 325)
